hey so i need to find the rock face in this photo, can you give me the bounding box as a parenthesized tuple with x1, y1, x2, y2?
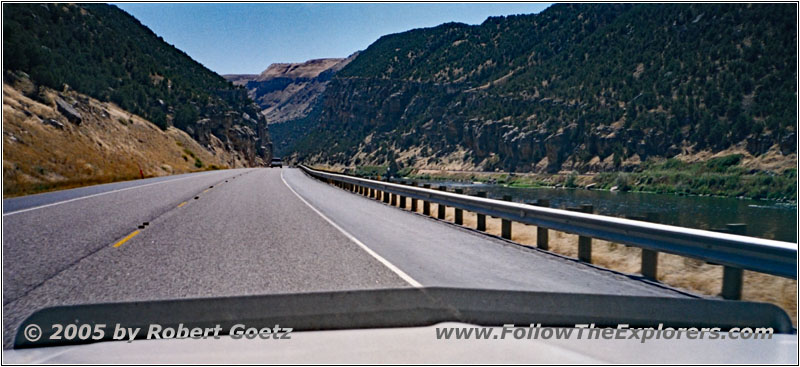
(55, 98, 82, 125)
(224, 53, 357, 124)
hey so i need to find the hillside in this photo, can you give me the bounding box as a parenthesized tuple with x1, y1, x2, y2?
(3, 80, 239, 197)
(3, 3, 271, 168)
(285, 3, 796, 178)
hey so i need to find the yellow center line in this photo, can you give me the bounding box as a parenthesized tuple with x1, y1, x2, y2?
(203, 189, 210, 193)
(177, 201, 187, 208)
(113, 230, 140, 248)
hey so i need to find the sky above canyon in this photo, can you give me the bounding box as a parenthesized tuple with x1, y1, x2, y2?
(115, 3, 551, 75)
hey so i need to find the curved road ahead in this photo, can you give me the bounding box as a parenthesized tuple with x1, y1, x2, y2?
(2, 168, 688, 348)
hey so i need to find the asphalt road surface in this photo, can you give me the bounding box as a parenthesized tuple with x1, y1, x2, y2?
(2, 168, 689, 348)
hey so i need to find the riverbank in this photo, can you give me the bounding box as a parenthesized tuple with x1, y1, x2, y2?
(401, 154, 796, 203)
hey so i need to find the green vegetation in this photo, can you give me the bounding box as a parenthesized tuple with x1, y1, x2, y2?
(3, 3, 268, 158)
(358, 153, 795, 201)
(564, 173, 578, 189)
(180, 148, 204, 169)
(595, 156, 797, 201)
(290, 3, 795, 175)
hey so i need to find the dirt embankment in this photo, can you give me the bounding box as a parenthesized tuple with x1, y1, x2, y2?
(2, 83, 238, 197)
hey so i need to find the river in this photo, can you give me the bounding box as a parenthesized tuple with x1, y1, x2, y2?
(403, 179, 797, 243)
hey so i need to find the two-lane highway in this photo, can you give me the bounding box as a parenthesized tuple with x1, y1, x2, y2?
(3, 169, 255, 304)
(2, 168, 689, 348)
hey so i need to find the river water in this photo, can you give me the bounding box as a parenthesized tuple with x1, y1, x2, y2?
(403, 179, 797, 243)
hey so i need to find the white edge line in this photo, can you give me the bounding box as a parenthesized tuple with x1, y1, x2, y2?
(3, 170, 223, 216)
(281, 169, 423, 288)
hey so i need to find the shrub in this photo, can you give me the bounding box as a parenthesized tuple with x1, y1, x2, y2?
(565, 173, 578, 188)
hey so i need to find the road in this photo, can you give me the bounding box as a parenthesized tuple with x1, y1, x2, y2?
(2, 168, 690, 348)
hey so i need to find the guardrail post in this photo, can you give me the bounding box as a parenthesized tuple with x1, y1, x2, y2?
(398, 181, 406, 208)
(410, 197, 418, 213)
(501, 195, 512, 239)
(383, 188, 390, 203)
(423, 184, 431, 215)
(391, 192, 397, 206)
(641, 249, 659, 280)
(567, 204, 593, 263)
(410, 183, 418, 212)
(721, 223, 746, 300)
(533, 199, 550, 250)
(640, 212, 659, 280)
(476, 191, 487, 231)
(454, 189, 464, 225)
(437, 186, 447, 219)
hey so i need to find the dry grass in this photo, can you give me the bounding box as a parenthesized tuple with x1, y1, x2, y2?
(2, 84, 239, 197)
(368, 190, 797, 325)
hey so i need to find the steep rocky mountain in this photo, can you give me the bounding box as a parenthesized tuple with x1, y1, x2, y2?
(225, 54, 357, 124)
(3, 3, 271, 168)
(286, 3, 796, 174)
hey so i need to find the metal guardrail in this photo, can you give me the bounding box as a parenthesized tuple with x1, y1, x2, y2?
(300, 165, 797, 296)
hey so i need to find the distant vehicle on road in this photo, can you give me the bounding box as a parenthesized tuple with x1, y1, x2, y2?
(270, 158, 283, 168)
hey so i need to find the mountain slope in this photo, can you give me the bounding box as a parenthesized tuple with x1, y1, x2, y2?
(3, 80, 239, 197)
(288, 3, 796, 174)
(3, 3, 271, 166)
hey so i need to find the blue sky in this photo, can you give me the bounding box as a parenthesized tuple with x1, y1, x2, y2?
(114, 3, 551, 75)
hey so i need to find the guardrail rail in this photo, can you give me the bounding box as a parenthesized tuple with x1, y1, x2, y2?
(300, 165, 798, 300)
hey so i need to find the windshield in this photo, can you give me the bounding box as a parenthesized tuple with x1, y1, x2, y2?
(2, 2, 797, 364)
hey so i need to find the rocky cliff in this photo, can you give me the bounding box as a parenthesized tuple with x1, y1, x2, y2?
(225, 54, 357, 125)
